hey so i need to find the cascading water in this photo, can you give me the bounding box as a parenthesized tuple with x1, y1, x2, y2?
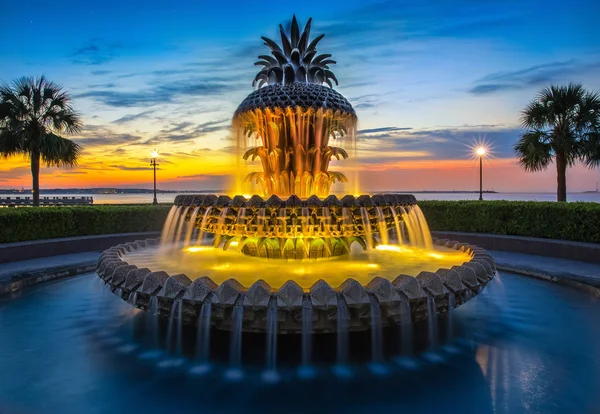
(127, 291, 137, 306)
(426, 296, 438, 349)
(173, 207, 190, 245)
(166, 301, 178, 354)
(262, 298, 279, 382)
(336, 296, 349, 366)
(195, 298, 212, 362)
(301, 297, 313, 366)
(183, 207, 200, 247)
(233, 107, 357, 198)
(399, 300, 413, 355)
(149, 296, 159, 349)
(225, 303, 244, 380)
(369, 295, 383, 364)
(160, 206, 179, 248)
(176, 300, 183, 356)
(447, 292, 456, 341)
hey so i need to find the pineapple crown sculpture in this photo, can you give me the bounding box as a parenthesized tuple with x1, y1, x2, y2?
(234, 16, 357, 199)
(253, 15, 338, 88)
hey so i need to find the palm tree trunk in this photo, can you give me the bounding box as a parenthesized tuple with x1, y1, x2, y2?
(556, 152, 567, 202)
(31, 150, 40, 206)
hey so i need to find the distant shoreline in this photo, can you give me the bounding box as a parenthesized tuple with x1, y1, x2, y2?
(0, 188, 501, 195)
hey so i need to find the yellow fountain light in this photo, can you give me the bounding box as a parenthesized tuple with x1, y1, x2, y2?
(229, 241, 239, 247)
(428, 252, 444, 259)
(185, 246, 210, 253)
(375, 245, 403, 253)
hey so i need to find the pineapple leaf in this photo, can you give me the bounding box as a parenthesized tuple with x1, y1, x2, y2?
(279, 24, 293, 57)
(258, 55, 278, 66)
(302, 50, 317, 64)
(298, 18, 312, 53)
(271, 50, 288, 66)
(313, 54, 332, 64)
(291, 15, 300, 47)
(324, 70, 339, 85)
(261, 36, 283, 54)
(306, 34, 325, 53)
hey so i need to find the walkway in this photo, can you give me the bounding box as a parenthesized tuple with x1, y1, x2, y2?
(0, 252, 99, 296)
(491, 250, 600, 289)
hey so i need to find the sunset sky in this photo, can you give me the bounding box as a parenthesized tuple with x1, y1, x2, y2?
(1, 0, 600, 193)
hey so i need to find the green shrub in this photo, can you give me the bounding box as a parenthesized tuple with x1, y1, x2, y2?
(1, 201, 599, 244)
(418, 201, 600, 244)
(0, 205, 172, 243)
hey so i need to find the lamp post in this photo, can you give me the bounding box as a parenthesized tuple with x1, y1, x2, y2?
(150, 149, 159, 205)
(476, 147, 486, 201)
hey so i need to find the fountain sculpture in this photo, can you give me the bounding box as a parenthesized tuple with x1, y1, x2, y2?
(96, 16, 496, 341)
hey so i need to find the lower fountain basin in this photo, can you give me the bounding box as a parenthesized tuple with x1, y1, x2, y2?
(96, 237, 496, 333)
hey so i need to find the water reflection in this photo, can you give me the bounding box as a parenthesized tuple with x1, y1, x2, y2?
(0, 272, 599, 413)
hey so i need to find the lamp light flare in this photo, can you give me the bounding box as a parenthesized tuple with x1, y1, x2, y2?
(476, 147, 486, 157)
(150, 149, 159, 159)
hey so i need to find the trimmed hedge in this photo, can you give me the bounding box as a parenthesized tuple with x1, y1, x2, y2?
(0, 205, 172, 244)
(0, 201, 599, 244)
(418, 201, 600, 244)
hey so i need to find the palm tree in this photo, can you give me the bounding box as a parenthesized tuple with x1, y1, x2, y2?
(0, 76, 82, 206)
(515, 84, 600, 201)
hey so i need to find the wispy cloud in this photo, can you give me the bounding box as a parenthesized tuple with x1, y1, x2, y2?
(470, 60, 600, 94)
(72, 125, 144, 147)
(71, 39, 124, 65)
(75, 78, 244, 107)
(112, 111, 154, 124)
(146, 119, 230, 143)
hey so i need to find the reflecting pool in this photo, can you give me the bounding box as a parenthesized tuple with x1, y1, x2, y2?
(1, 272, 599, 414)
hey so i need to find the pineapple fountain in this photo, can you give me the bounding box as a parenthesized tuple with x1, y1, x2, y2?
(96, 16, 496, 365)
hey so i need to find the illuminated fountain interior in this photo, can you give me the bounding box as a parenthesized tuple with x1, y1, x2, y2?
(130, 195, 471, 290)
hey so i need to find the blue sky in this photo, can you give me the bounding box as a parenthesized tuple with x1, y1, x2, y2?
(1, 0, 600, 191)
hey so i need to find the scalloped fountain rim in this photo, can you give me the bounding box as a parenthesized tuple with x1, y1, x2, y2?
(96, 237, 497, 333)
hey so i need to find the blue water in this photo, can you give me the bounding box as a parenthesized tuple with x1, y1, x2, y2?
(0, 272, 599, 413)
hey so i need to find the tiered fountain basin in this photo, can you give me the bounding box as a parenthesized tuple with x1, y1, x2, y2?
(96, 194, 497, 334)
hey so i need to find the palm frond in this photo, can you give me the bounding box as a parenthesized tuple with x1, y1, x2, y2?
(40, 133, 82, 167)
(583, 132, 600, 168)
(514, 131, 553, 172)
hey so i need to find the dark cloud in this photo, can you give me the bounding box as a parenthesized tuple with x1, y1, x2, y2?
(112, 111, 154, 124)
(470, 60, 600, 95)
(88, 82, 117, 89)
(75, 78, 243, 107)
(359, 127, 413, 134)
(356, 125, 521, 164)
(147, 119, 230, 143)
(73, 125, 144, 147)
(0, 167, 30, 178)
(71, 39, 124, 65)
(174, 173, 227, 181)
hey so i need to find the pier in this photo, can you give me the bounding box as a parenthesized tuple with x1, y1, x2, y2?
(0, 196, 93, 207)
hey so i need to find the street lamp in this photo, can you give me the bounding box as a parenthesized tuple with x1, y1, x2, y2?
(476, 147, 486, 200)
(150, 149, 159, 205)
